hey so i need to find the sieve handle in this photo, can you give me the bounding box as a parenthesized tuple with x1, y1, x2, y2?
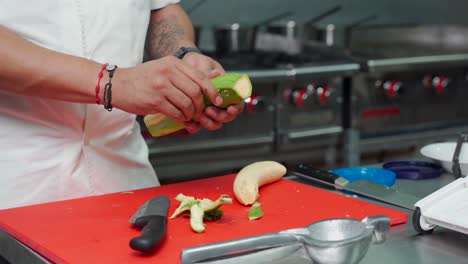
(362, 215, 391, 244)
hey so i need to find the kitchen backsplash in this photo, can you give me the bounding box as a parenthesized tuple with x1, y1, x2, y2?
(180, 0, 468, 27)
(180, 0, 468, 51)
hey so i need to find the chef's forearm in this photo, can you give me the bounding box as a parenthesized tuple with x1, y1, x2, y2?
(146, 4, 196, 59)
(0, 25, 104, 103)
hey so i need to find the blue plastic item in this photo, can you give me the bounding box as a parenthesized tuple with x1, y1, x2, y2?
(332, 167, 397, 187)
(382, 161, 443, 180)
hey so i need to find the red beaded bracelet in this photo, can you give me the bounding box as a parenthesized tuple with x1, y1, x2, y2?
(95, 63, 108, 105)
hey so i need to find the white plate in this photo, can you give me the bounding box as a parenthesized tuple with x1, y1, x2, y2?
(420, 142, 468, 175)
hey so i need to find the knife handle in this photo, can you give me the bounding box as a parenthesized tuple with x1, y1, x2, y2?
(292, 164, 340, 185)
(130, 215, 167, 253)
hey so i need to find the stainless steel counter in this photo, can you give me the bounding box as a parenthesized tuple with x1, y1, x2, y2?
(363, 171, 468, 264)
(1, 169, 467, 264)
(290, 168, 468, 264)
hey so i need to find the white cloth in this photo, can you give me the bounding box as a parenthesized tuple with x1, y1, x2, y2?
(0, 0, 179, 209)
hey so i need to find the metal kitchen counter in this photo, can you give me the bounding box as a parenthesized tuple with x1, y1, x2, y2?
(361, 171, 468, 264)
(290, 169, 468, 264)
(1, 170, 467, 264)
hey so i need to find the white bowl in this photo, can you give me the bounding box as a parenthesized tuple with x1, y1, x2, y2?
(420, 142, 468, 175)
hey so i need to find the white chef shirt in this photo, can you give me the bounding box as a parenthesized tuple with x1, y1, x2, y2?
(0, 0, 179, 209)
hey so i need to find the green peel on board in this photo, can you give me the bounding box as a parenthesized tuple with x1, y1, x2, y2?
(248, 202, 264, 220)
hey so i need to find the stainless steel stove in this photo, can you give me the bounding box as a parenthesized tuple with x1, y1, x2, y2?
(347, 26, 468, 164)
(140, 25, 468, 182)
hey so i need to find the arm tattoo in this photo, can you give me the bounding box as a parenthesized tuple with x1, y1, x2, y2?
(146, 17, 186, 59)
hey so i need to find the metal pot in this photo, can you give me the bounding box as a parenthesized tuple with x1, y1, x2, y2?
(266, 20, 300, 40)
(266, 5, 341, 46)
(267, 21, 337, 46)
(213, 23, 258, 56)
(213, 11, 293, 56)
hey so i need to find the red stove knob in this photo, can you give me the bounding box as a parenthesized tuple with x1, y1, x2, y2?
(245, 94, 265, 112)
(305, 84, 333, 105)
(287, 88, 309, 107)
(315, 85, 332, 105)
(295, 88, 309, 107)
(285, 85, 334, 107)
(378, 80, 403, 98)
(423, 75, 449, 94)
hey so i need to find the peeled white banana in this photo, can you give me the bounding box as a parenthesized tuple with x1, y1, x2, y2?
(233, 161, 287, 205)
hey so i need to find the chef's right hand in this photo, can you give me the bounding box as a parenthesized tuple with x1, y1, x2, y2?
(113, 56, 223, 122)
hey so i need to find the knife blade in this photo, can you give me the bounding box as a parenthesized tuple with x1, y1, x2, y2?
(129, 195, 170, 253)
(292, 164, 419, 210)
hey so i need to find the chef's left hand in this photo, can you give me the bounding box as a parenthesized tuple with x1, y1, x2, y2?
(182, 52, 245, 133)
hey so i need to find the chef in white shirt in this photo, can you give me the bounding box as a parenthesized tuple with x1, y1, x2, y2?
(0, 0, 244, 209)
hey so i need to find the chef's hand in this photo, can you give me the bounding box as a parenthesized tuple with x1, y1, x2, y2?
(182, 52, 245, 134)
(113, 56, 223, 122)
(182, 52, 225, 79)
(184, 103, 245, 133)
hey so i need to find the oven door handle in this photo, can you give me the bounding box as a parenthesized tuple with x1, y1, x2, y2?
(284, 126, 343, 141)
(148, 134, 274, 155)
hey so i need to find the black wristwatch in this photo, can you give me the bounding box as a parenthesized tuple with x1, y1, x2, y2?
(173, 47, 202, 59)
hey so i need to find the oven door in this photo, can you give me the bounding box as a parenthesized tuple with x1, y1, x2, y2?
(356, 67, 467, 139)
(276, 76, 343, 165)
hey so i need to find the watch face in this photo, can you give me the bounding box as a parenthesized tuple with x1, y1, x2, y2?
(106, 64, 117, 71)
(175, 48, 185, 59)
(174, 47, 201, 59)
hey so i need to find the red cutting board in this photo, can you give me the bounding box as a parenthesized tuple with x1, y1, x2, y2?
(0, 174, 407, 264)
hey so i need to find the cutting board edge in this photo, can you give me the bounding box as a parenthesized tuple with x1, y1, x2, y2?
(0, 173, 409, 264)
(0, 222, 65, 264)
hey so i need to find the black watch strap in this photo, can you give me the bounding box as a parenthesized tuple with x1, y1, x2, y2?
(174, 47, 202, 59)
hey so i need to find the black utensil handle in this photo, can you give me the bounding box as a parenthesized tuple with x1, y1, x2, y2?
(306, 5, 342, 24)
(452, 133, 468, 179)
(292, 164, 340, 185)
(130, 215, 167, 253)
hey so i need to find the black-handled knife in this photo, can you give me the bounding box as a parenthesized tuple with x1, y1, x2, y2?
(129, 195, 170, 253)
(293, 164, 345, 187)
(292, 164, 419, 210)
